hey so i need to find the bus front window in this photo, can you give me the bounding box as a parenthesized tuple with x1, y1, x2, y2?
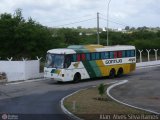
(45, 54, 64, 68)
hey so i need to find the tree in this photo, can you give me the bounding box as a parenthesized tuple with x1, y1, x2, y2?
(130, 27, 135, 31)
(59, 28, 80, 45)
(125, 26, 130, 31)
(77, 26, 82, 29)
(98, 83, 105, 99)
(0, 13, 15, 58)
(0, 9, 56, 59)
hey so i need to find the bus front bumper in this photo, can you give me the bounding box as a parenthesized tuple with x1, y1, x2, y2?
(44, 72, 64, 81)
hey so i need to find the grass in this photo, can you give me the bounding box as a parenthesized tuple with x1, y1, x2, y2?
(64, 85, 149, 120)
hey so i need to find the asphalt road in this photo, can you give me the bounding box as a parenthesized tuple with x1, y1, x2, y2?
(110, 66, 160, 113)
(0, 66, 160, 119)
(0, 77, 118, 120)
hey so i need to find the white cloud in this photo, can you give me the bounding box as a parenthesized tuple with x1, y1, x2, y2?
(0, 0, 160, 28)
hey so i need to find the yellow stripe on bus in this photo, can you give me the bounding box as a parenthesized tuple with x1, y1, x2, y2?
(95, 62, 136, 76)
(96, 60, 109, 76)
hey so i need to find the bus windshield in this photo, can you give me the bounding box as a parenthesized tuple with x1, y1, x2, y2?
(45, 54, 64, 68)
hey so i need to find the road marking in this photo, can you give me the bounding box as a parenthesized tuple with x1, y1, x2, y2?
(91, 81, 118, 88)
(60, 80, 119, 120)
(60, 89, 84, 120)
(107, 80, 160, 115)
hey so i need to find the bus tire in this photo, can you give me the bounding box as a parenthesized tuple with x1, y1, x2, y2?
(117, 68, 123, 77)
(109, 69, 115, 79)
(73, 73, 81, 83)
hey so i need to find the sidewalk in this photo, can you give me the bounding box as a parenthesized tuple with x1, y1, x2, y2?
(136, 60, 160, 68)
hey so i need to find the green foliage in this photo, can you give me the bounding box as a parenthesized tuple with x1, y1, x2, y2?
(0, 9, 160, 59)
(58, 28, 80, 45)
(99, 30, 160, 50)
(98, 83, 105, 97)
(0, 9, 55, 59)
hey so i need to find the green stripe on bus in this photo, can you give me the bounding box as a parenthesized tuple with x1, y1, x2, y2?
(74, 48, 102, 78)
(82, 47, 102, 77)
(74, 49, 95, 78)
(82, 61, 96, 78)
(89, 61, 102, 77)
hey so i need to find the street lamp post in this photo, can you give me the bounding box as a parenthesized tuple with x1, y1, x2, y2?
(107, 0, 112, 46)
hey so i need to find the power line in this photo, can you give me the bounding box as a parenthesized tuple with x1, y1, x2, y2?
(100, 17, 129, 27)
(99, 13, 131, 27)
(53, 18, 96, 28)
(99, 13, 125, 23)
(41, 14, 95, 24)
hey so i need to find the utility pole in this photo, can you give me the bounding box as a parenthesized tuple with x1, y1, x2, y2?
(97, 12, 100, 45)
(107, 0, 112, 46)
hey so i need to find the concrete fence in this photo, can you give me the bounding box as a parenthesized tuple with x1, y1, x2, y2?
(136, 60, 160, 68)
(137, 49, 159, 62)
(0, 60, 43, 82)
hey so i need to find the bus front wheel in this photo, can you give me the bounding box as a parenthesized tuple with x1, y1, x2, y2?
(73, 73, 81, 83)
(109, 69, 115, 79)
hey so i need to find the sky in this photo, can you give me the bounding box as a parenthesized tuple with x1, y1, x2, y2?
(0, 0, 160, 28)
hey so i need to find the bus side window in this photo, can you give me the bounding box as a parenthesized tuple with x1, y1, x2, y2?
(86, 53, 91, 61)
(95, 52, 100, 60)
(105, 52, 109, 59)
(118, 51, 122, 58)
(64, 55, 71, 68)
(101, 52, 109, 59)
(110, 52, 114, 59)
(131, 50, 135, 57)
(126, 50, 131, 57)
(101, 52, 105, 59)
(91, 53, 96, 60)
(114, 51, 117, 58)
(81, 53, 86, 61)
(122, 51, 126, 58)
(72, 54, 77, 62)
(77, 54, 81, 61)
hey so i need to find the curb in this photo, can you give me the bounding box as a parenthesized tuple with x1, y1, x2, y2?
(5, 77, 48, 85)
(136, 64, 160, 69)
(60, 89, 85, 120)
(60, 81, 118, 120)
(106, 80, 160, 115)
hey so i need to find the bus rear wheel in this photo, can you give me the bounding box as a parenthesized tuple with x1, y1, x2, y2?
(109, 69, 115, 79)
(117, 68, 123, 77)
(73, 73, 81, 83)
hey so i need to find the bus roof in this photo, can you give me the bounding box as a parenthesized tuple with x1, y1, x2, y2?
(97, 45, 135, 52)
(47, 45, 135, 54)
(47, 49, 76, 54)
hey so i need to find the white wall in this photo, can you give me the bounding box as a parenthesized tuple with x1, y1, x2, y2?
(0, 60, 41, 82)
(136, 60, 160, 68)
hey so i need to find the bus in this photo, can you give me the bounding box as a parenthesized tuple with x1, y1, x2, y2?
(44, 44, 136, 82)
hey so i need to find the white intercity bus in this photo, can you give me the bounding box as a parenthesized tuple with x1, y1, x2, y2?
(44, 45, 136, 82)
